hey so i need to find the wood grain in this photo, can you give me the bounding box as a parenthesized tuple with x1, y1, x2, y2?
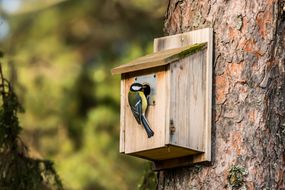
(119, 74, 126, 153)
(111, 43, 206, 75)
(154, 28, 213, 164)
(123, 66, 168, 154)
(169, 49, 206, 152)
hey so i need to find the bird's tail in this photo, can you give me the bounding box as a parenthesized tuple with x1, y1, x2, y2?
(141, 115, 154, 138)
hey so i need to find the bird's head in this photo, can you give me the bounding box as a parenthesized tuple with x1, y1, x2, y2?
(130, 83, 143, 92)
(130, 82, 151, 97)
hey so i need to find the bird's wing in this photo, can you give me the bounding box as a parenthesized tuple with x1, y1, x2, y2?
(128, 92, 142, 124)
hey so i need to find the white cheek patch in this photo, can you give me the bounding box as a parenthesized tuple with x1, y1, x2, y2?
(132, 86, 141, 91)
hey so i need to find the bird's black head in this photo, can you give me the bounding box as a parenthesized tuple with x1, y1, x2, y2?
(130, 83, 143, 92)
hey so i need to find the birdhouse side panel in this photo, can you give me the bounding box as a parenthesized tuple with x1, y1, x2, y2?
(169, 49, 207, 152)
(123, 66, 169, 154)
(119, 74, 126, 153)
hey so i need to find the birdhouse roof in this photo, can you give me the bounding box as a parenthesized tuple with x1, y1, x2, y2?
(111, 42, 207, 75)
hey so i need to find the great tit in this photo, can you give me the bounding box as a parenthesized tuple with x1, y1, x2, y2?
(128, 83, 154, 138)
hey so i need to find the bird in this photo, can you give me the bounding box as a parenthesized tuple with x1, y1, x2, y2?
(128, 83, 154, 138)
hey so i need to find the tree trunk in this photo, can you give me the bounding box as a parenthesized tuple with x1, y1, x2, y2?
(158, 0, 285, 189)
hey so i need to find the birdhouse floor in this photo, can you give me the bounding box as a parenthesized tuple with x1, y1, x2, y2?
(129, 144, 202, 161)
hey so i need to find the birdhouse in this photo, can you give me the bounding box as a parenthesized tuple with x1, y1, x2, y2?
(112, 28, 213, 169)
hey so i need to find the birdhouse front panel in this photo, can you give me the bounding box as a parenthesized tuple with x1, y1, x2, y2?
(122, 66, 169, 154)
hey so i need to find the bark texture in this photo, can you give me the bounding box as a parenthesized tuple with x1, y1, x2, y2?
(158, 0, 285, 189)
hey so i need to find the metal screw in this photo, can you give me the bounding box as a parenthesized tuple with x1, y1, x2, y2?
(170, 126, 176, 132)
(170, 119, 176, 134)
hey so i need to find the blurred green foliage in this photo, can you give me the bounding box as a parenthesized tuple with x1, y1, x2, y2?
(0, 59, 63, 190)
(0, 0, 165, 189)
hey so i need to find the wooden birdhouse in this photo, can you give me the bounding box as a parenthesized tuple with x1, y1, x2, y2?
(112, 28, 213, 170)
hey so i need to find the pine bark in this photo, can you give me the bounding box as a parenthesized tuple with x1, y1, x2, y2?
(158, 0, 285, 189)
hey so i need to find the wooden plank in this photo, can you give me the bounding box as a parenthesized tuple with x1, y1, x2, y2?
(164, 65, 171, 145)
(119, 74, 126, 153)
(124, 66, 168, 154)
(204, 28, 213, 162)
(154, 28, 211, 53)
(154, 28, 213, 165)
(111, 43, 206, 75)
(169, 50, 206, 152)
(153, 156, 195, 170)
(130, 145, 202, 161)
(153, 154, 211, 171)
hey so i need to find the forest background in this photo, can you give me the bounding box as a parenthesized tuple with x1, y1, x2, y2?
(0, 0, 166, 189)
